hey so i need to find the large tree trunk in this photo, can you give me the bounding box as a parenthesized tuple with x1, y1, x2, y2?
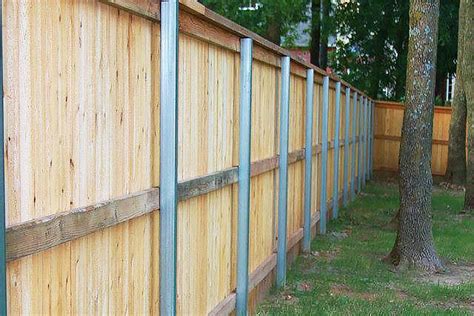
(463, 0, 474, 211)
(387, 0, 443, 272)
(319, 0, 330, 68)
(310, 0, 321, 66)
(445, 0, 467, 185)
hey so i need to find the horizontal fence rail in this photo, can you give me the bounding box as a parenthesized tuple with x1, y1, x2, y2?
(1, 0, 374, 314)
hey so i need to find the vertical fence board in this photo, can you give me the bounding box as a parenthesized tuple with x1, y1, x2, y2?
(303, 69, 314, 252)
(373, 101, 451, 176)
(2, 1, 375, 314)
(0, 0, 6, 311)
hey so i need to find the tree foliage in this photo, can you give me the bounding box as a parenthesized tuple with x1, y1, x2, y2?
(200, 0, 459, 101)
(332, 0, 458, 100)
(200, 0, 308, 45)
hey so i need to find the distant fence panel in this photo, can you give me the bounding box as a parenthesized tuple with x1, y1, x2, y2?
(1, 0, 374, 315)
(374, 101, 451, 176)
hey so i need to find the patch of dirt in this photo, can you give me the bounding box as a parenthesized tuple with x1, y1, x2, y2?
(330, 284, 353, 296)
(456, 211, 474, 218)
(438, 182, 465, 192)
(394, 289, 409, 300)
(417, 264, 474, 286)
(312, 248, 341, 262)
(295, 281, 313, 292)
(329, 284, 377, 301)
(329, 230, 350, 241)
(430, 299, 474, 313)
(280, 291, 299, 305)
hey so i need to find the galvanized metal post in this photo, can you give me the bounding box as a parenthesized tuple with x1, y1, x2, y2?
(357, 96, 363, 193)
(364, 98, 369, 183)
(342, 87, 351, 207)
(303, 69, 314, 253)
(370, 101, 375, 178)
(351, 92, 357, 200)
(369, 101, 375, 179)
(319, 76, 329, 234)
(160, 1, 179, 314)
(332, 82, 341, 219)
(362, 97, 367, 187)
(0, 3, 6, 314)
(236, 38, 253, 316)
(276, 56, 290, 288)
(368, 100, 371, 179)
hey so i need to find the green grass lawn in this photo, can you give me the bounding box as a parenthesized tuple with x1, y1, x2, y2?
(258, 181, 474, 315)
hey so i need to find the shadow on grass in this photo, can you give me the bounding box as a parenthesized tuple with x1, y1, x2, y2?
(257, 181, 474, 315)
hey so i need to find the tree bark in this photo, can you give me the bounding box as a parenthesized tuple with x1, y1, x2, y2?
(310, 0, 321, 66)
(387, 0, 443, 272)
(265, 17, 281, 45)
(463, 0, 474, 211)
(319, 0, 330, 69)
(445, 0, 467, 185)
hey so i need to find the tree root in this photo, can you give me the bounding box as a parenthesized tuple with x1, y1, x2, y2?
(384, 245, 445, 273)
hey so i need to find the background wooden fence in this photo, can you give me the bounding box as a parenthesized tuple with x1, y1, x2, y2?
(1, 0, 374, 314)
(373, 101, 451, 176)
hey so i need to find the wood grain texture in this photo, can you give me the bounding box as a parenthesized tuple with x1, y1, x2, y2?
(3, 0, 371, 313)
(100, 0, 373, 97)
(99, 0, 160, 21)
(6, 189, 160, 262)
(209, 192, 344, 316)
(5, 145, 320, 263)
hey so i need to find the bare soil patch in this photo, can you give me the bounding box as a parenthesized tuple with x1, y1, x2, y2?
(329, 284, 377, 301)
(417, 264, 474, 286)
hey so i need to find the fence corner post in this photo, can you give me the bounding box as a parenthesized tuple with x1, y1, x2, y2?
(332, 82, 342, 219)
(319, 76, 330, 234)
(276, 56, 291, 288)
(303, 68, 314, 252)
(160, 0, 179, 314)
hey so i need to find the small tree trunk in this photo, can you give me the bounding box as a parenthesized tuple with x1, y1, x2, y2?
(310, 0, 321, 66)
(434, 69, 447, 104)
(445, 0, 467, 185)
(387, 0, 443, 272)
(319, 0, 330, 68)
(463, 0, 474, 211)
(266, 18, 281, 45)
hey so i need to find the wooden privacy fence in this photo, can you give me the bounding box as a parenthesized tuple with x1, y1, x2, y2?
(0, 0, 375, 315)
(373, 101, 451, 176)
